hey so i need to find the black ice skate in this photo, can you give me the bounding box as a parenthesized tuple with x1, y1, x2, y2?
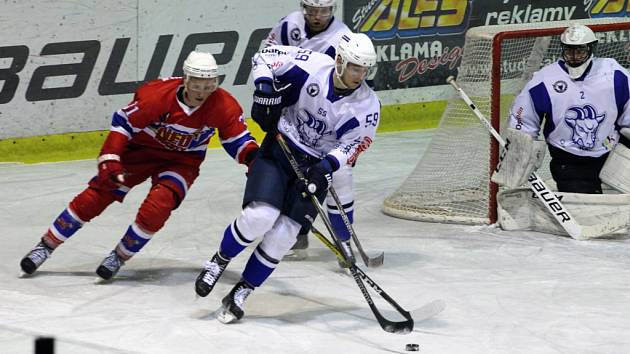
(20, 240, 54, 275)
(96, 250, 126, 280)
(285, 232, 309, 259)
(217, 280, 254, 324)
(291, 232, 309, 250)
(195, 252, 229, 297)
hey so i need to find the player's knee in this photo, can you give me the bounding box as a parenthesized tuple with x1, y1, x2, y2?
(69, 187, 115, 222)
(135, 184, 179, 233)
(258, 215, 302, 259)
(237, 201, 281, 238)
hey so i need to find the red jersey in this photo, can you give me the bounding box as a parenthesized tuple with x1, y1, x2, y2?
(108, 77, 257, 164)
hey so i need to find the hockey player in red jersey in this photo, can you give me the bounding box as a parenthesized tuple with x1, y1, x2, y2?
(20, 51, 259, 281)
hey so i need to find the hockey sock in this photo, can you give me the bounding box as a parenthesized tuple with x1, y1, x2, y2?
(43, 207, 86, 247)
(328, 208, 353, 242)
(219, 220, 255, 258)
(241, 245, 279, 287)
(115, 223, 154, 260)
(135, 184, 179, 233)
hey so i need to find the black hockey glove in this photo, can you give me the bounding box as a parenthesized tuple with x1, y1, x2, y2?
(300, 158, 334, 196)
(251, 81, 282, 133)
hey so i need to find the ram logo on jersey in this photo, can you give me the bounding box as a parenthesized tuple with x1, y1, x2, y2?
(564, 104, 606, 150)
(296, 110, 331, 147)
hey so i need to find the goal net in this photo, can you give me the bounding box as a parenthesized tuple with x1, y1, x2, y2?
(383, 18, 630, 225)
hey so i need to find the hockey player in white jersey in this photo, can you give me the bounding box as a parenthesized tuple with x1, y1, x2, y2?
(265, 0, 366, 255)
(265, 0, 350, 59)
(493, 23, 630, 195)
(194, 33, 379, 323)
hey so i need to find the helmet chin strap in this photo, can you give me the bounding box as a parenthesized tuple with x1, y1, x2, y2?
(566, 54, 593, 80)
(334, 59, 349, 90)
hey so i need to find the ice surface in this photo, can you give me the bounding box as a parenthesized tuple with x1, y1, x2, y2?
(2, 130, 630, 354)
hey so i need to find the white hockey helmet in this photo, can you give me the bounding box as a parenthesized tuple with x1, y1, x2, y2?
(334, 33, 377, 86)
(182, 51, 219, 79)
(301, 0, 336, 8)
(560, 24, 598, 79)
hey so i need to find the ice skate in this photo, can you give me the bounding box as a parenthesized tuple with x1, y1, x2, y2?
(216, 280, 254, 324)
(96, 250, 126, 281)
(195, 252, 229, 297)
(20, 240, 54, 276)
(284, 232, 309, 259)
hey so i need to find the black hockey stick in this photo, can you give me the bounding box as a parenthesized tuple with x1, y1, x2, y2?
(327, 186, 384, 267)
(275, 133, 414, 334)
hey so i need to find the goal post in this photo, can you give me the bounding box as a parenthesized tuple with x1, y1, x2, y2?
(383, 18, 630, 225)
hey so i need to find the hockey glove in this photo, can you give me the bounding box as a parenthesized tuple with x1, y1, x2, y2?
(251, 81, 282, 133)
(301, 158, 333, 196)
(97, 154, 125, 189)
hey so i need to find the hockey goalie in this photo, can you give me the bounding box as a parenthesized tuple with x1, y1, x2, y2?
(492, 24, 630, 239)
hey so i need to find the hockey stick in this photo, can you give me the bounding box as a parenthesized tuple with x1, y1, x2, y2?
(275, 133, 414, 334)
(327, 186, 384, 267)
(446, 76, 583, 239)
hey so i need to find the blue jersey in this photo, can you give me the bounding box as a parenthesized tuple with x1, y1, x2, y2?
(508, 58, 630, 157)
(252, 45, 379, 169)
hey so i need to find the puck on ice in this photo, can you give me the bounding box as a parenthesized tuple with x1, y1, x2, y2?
(405, 343, 419, 351)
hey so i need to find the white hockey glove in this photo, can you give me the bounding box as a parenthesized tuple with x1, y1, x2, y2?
(491, 128, 546, 189)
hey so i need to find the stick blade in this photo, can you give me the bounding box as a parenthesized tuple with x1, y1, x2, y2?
(366, 252, 385, 268)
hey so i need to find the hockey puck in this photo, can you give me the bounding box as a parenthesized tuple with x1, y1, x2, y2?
(405, 343, 419, 351)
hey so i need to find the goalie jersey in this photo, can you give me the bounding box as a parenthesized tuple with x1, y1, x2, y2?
(252, 45, 379, 169)
(508, 58, 630, 157)
(264, 11, 351, 59)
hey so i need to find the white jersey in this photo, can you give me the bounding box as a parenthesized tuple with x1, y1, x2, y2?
(264, 11, 352, 60)
(508, 58, 630, 157)
(252, 45, 379, 169)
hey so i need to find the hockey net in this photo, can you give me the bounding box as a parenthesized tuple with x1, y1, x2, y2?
(383, 18, 630, 225)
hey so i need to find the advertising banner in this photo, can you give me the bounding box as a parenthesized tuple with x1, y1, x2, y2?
(342, 0, 624, 92)
(1, 0, 629, 138)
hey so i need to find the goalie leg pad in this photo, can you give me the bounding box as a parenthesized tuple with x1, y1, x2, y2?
(600, 141, 630, 193)
(491, 128, 546, 189)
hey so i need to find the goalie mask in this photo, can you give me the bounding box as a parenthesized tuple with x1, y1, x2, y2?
(334, 33, 377, 89)
(560, 24, 598, 80)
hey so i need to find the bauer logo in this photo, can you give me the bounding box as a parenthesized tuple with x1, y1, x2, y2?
(351, 0, 472, 40)
(589, 0, 630, 17)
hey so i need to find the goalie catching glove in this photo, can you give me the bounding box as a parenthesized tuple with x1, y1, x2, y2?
(491, 128, 546, 189)
(251, 81, 282, 133)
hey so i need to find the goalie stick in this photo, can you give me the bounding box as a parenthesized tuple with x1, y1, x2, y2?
(276, 133, 414, 334)
(446, 76, 583, 240)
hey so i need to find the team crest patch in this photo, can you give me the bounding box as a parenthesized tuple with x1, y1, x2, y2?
(306, 83, 320, 97)
(290, 28, 301, 41)
(553, 80, 568, 93)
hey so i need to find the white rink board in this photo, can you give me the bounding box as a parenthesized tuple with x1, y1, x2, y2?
(0, 0, 296, 139)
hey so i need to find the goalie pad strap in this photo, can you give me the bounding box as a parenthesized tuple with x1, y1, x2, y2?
(491, 128, 546, 189)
